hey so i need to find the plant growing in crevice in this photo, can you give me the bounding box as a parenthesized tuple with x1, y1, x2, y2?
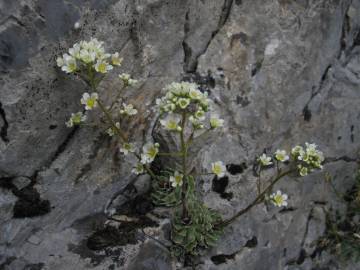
(152, 81, 225, 255)
(57, 39, 325, 260)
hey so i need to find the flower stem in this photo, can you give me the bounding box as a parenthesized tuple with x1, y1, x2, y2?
(97, 99, 127, 141)
(86, 72, 127, 142)
(217, 169, 295, 228)
(257, 169, 262, 195)
(109, 85, 126, 111)
(180, 112, 189, 220)
(158, 152, 184, 157)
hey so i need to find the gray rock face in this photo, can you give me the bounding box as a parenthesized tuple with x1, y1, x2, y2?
(0, 188, 17, 224)
(0, 0, 360, 269)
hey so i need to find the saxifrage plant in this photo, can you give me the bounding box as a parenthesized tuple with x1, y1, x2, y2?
(57, 38, 325, 257)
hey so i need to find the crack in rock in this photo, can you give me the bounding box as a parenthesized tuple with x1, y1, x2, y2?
(0, 101, 9, 142)
(183, 0, 234, 73)
(302, 64, 332, 121)
(0, 14, 26, 28)
(302, 2, 355, 122)
(324, 156, 359, 164)
(211, 235, 257, 265)
(300, 208, 314, 248)
(74, 133, 107, 183)
(286, 208, 314, 266)
(35, 127, 79, 177)
(182, 9, 192, 72)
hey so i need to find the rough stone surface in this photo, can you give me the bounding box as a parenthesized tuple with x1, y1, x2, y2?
(1, 0, 360, 269)
(0, 188, 17, 224)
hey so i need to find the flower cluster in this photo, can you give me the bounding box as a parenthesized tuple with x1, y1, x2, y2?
(256, 144, 324, 210)
(291, 143, 324, 176)
(156, 82, 223, 130)
(57, 38, 122, 74)
(58, 40, 142, 133)
(257, 143, 323, 177)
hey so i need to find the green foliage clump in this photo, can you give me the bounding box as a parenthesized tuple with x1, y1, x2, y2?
(170, 177, 222, 256)
(151, 172, 182, 207)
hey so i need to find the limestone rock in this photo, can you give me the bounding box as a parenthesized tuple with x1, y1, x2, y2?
(1, 0, 360, 269)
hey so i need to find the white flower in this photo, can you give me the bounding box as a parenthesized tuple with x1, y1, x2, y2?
(65, 112, 86, 127)
(106, 122, 120, 137)
(69, 43, 81, 59)
(155, 98, 163, 106)
(61, 54, 77, 73)
(199, 92, 209, 108)
(120, 143, 136, 155)
(169, 171, 183, 187)
(56, 56, 64, 67)
(189, 88, 203, 100)
(305, 142, 317, 151)
(94, 60, 113, 73)
(270, 190, 288, 207)
(274, 150, 289, 162)
(160, 114, 182, 131)
(177, 98, 190, 109)
(291, 145, 305, 160)
(140, 142, 160, 164)
(163, 102, 176, 112)
(58, 39, 119, 74)
(119, 103, 138, 116)
(210, 115, 224, 129)
(79, 49, 96, 63)
(81, 38, 106, 59)
(298, 165, 309, 177)
(189, 116, 204, 129)
(258, 153, 272, 166)
(211, 161, 226, 178)
(165, 82, 192, 95)
(81, 92, 98, 110)
(132, 163, 144, 175)
(119, 73, 130, 81)
(194, 110, 206, 121)
(119, 73, 138, 86)
(111, 52, 123, 66)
